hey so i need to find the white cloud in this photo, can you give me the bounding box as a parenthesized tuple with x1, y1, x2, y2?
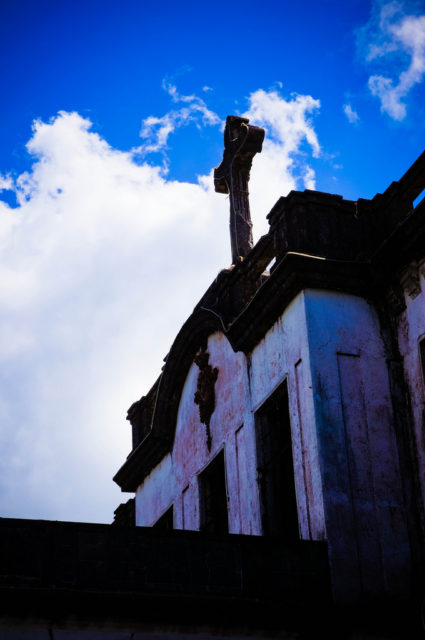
(136, 80, 222, 155)
(0, 174, 14, 191)
(0, 86, 321, 523)
(0, 110, 229, 523)
(243, 89, 320, 228)
(343, 103, 360, 124)
(358, 1, 425, 120)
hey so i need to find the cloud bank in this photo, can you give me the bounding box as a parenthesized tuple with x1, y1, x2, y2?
(0, 86, 320, 522)
(358, 1, 425, 120)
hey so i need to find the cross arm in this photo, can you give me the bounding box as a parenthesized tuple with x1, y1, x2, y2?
(214, 116, 265, 193)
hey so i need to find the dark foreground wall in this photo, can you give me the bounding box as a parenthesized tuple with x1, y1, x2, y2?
(0, 517, 423, 639)
(0, 517, 330, 638)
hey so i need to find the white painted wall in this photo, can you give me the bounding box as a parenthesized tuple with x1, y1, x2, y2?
(135, 287, 411, 601)
(136, 331, 253, 532)
(135, 453, 175, 527)
(136, 292, 319, 538)
(304, 289, 410, 601)
(250, 292, 325, 541)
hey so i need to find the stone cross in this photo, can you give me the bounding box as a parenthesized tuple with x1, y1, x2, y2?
(214, 115, 265, 264)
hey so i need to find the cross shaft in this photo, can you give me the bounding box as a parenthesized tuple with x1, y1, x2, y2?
(214, 116, 265, 264)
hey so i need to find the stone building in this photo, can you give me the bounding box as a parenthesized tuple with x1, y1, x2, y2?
(2, 116, 425, 638)
(114, 116, 425, 622)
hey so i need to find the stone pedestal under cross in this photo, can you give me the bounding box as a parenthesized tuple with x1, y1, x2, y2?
(214, 115, 265, 264)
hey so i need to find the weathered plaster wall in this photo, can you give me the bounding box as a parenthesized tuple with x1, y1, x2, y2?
(136, 332, 254, 532)
(136, 293, 322, 539)
(397, 261, 425, 511)
(250, 292, 326, 541)
(304, 289, 411, 602)
(136, 288, 411, 602)
(172, 332, 251, 533)
(135, 454, 174, 527)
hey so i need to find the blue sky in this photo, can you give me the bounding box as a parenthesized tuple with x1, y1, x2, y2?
(1, 0, 425, 523)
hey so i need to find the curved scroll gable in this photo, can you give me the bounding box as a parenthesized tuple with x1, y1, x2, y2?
(114, 308, 227, 491)
(151, 308, 225, 443)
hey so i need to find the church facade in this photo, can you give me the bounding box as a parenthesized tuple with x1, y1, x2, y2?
(114, 116, 425, 610)
(3, 116, 425, 638)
